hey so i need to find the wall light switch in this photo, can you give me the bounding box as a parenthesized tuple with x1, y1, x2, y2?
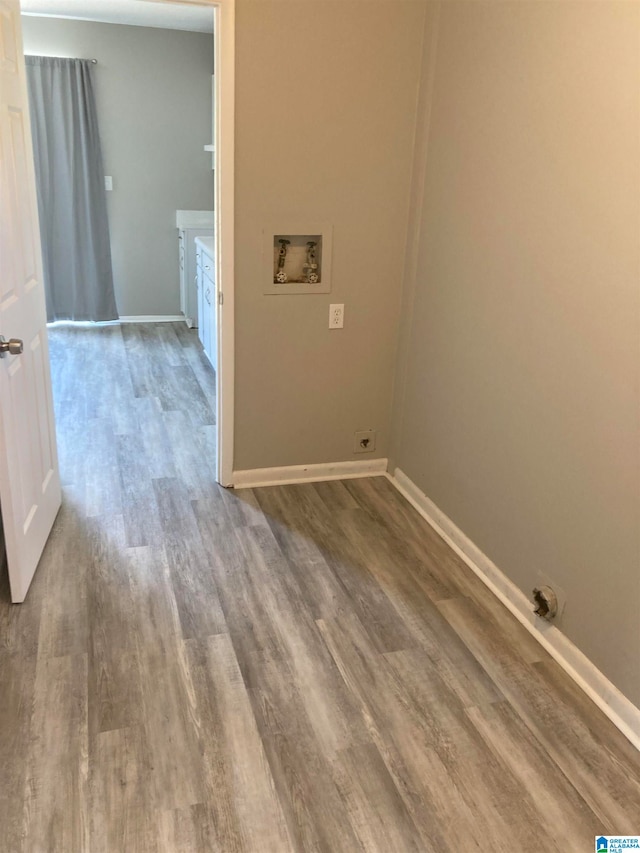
(104, 176, 113, 192)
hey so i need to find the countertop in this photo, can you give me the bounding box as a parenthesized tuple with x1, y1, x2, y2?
(176, 210, 214, 230)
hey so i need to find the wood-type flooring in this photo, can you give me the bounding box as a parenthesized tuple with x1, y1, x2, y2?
(0, 322, 638, 852)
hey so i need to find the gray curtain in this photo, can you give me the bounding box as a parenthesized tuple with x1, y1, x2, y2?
(25, 57, 118, 322)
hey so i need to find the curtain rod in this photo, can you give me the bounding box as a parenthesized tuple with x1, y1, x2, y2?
(25, 55, 98, 63)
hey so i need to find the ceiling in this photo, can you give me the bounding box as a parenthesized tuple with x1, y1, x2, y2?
(20, 0, 214, 33)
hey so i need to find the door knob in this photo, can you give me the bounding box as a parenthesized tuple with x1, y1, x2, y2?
(0, 336, 23, 357)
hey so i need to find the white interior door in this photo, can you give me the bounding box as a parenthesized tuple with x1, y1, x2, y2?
(0, 0, 61, 602)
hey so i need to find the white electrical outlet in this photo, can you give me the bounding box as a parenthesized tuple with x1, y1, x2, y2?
(329, 303, 344, 329)
(104, 176, 113, 192)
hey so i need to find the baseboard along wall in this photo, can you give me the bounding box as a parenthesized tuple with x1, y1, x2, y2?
(388, 466, 640, 752)
(231, 458, 388, 490)
(48, 316, 186, 327)
(118, 315, 186, 324)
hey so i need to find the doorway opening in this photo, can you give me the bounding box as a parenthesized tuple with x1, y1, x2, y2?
(20, 0, 234, 484)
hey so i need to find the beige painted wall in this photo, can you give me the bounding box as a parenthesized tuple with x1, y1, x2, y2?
(22, 17, 214, 317)
(391, 1, 640, 704)
(233, 0, 425, 470)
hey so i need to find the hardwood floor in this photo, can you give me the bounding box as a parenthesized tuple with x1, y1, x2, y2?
(1, 321, 638, 852)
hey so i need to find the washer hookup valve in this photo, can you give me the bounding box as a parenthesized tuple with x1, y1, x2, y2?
(304, 241, 318, 284)
(275, 239, 290, 283)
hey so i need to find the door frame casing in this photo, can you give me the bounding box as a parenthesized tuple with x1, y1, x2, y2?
(212, 0, 235, 486)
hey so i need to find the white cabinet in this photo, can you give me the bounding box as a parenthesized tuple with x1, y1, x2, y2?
(176, 210, 214, 327)
(195, 236, 216, 371)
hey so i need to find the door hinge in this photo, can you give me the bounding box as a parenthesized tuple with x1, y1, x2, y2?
(218, 291, 224, 306)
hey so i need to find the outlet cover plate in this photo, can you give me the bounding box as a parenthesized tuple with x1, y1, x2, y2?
(535, 571, 567, 624)
(329, 303, 344, 329)
(354, 429, 376, 453)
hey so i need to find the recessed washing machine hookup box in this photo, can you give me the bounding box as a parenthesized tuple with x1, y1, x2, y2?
(263, 223, 333, 295)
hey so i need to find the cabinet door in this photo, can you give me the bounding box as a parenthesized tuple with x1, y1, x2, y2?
(209, 280, 218, 373)
(196, 252, 204, 347)
(201, 251, 214, 283)
(203, 277, 212, 359)
(178, 232, 186, 315)
(202, 250, 216, 369)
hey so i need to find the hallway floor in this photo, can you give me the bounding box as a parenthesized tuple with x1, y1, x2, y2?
(0, 322, 638, 852)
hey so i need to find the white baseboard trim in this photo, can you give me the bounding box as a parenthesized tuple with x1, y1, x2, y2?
(232, 458, 388, 490)
(49, 315, 187, 327)
(388, 466, 640, 751)
(48, 319, 120, 327)
(118, 315, 186, 324)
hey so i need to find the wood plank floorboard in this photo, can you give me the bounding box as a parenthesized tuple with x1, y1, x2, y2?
(0, 321, 637, 852)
